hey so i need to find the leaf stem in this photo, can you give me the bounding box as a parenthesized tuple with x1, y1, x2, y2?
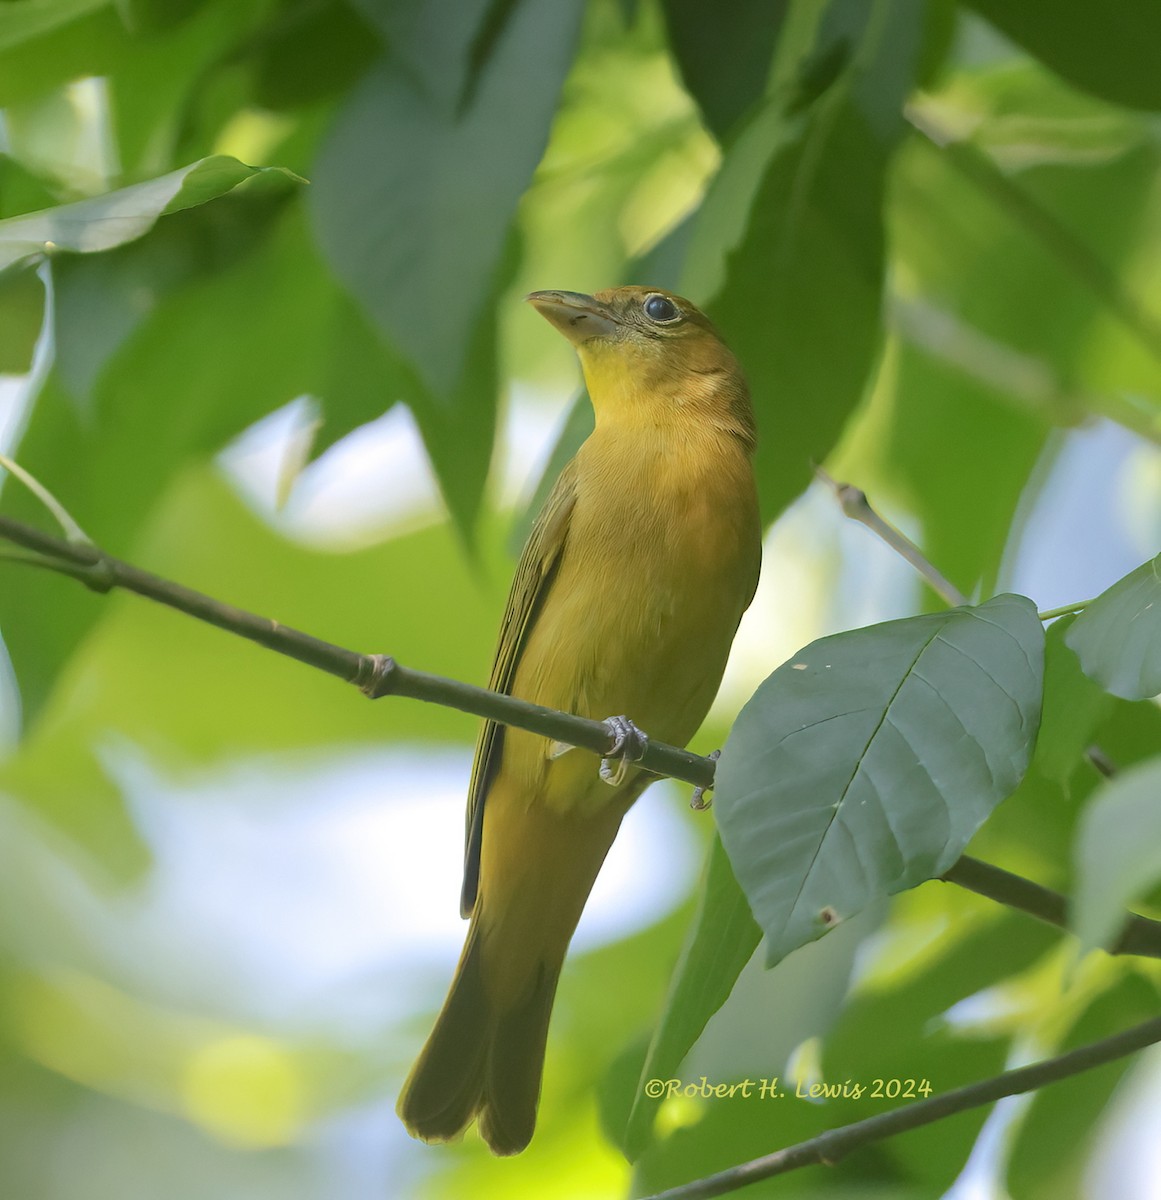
(1036, 599, 1091, 622)
(639, 1013, 1161, 1199)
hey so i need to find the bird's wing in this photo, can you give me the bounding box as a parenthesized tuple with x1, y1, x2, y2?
(459, 458, 579, 917)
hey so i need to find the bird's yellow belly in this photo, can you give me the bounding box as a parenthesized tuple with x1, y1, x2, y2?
(503, 458, 758, 814)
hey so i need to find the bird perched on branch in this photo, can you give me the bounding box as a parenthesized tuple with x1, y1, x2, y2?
(397, 286, 762, 1154)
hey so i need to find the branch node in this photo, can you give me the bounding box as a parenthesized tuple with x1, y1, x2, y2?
(80, 554, 116, 594)
(355, 653, 398, 699)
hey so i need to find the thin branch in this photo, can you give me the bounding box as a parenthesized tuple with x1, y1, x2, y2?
(0, 513, 714, 789)
(2, 512, 1159, 958)
(814, 466, 969, 606)
(942, 856, 1161, 958)
(640, 1013, 1161, 1200)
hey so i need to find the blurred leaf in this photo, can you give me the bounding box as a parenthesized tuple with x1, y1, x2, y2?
(858, 336, 1049, 602)
(310, 4, 579, 395)
(1066, 554, 1161, 700)
(819, 908, 1059, 1193)
(0, 154, 57, 219)
(1006, 973, 1160, 1200)
(104, 0, 270, 179)
(716, 594, 1044, 968)
(1073, 756, 1161, 953)
(620, 836, 760, 1159)
(0, 267, 44, 373)
(346, 0, 487, 108)
(961, 0, 1161, 112)
(310, 0, 582, 528)
(0, 3, 132, 107)
(895, 95, 1161, 411)
(251, 0, 379, 111)
(659, 0, 787, 141)
(693, 0, 926, 523)
(1, 206, 401, 722)
(1034, 616, 1113, 784)
(0, 155, 301, 273)
(507, 390, 592, 557)
(0, 0, 109, 52)
(114, 0, 208, 33)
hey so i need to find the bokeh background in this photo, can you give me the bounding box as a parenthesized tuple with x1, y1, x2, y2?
(2, 0, 1161, 1196)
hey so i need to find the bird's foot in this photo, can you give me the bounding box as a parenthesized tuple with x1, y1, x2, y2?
(690, 750, 721, 810)
(599, 715, 649, 786)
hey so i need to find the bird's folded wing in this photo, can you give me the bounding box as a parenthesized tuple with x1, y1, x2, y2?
(459, 458, 579, 917)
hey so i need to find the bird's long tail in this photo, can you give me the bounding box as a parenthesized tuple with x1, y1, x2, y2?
(396, 789, 627, 1155)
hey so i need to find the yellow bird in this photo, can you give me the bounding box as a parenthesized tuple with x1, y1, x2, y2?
(397, 286, 762, 1155)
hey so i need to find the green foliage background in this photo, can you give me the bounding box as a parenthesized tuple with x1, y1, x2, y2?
(2, 0, 1161, 1196)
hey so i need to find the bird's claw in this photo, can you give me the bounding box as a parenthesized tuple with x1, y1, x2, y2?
(600, 715, 648, 786)
(690, 749, 721, 810)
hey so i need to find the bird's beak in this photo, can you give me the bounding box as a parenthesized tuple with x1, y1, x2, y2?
(526, 290, 619, 345)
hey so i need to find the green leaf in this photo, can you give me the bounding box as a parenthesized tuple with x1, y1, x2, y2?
(1072, 756, 1161, 953)
(507, 391, 593, 558)
(310, 0, 581, 400)
(659, 0, 788, 141)
(114, 0, 207, 33)
(250, 0, 380, 112)
(620, 836, 760, 1160)
(0, 156, 300, 274)
(715, 594, 1044, 967)
(691, 0, 926, 523)
(1034, 616, 1113, 784)
(961, 0, 1161, 112)
(1005, 974, 1160, 1200)
(0, 267, 45, 374)
(1, 206, 400, 723)
(0, 3, 131, 107)
(0, 0, 110, 53)
(1065, 554, 1161, 700)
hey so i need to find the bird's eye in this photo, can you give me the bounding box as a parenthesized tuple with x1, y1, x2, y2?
(643, 294, 680, 324)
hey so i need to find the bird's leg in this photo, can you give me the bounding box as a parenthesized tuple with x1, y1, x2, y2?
(690, 749, 720, 810)
(600, 715, 649, 786)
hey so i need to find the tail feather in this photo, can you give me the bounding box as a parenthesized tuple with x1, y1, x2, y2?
(396, 924, 562, 1155)
(396, 926, 489, 1143)
(477, 961, 560, 1155)
(398, 782, 634, 1153)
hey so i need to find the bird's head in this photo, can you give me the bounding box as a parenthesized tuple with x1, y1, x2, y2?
(526, 286, 755, 448)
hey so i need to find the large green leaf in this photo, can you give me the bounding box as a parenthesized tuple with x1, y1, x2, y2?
(0, 156, 299, 274)
(1072, 756, 1161, 953)
(620, 836, 760, 1160)
(690, 0, 926, 522)
(716, 594, 1044, 967)
(1066, 554, 1161, 700)
(659, 0, 787, 141)
(961, 0, 1161, 112)
(309, 0, 581, 393)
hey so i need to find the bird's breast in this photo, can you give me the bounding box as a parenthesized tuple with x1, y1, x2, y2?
(506, 425, 761, 809)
